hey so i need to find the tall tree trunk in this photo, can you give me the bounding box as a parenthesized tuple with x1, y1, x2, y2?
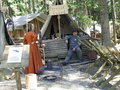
(111, 0, 117, 43)
(32, 0, 35, 13)
(98, 0, 111, 46)
(28, 0, 31, 13)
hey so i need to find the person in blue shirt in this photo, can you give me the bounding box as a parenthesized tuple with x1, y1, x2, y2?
(62, 30, 82, 65)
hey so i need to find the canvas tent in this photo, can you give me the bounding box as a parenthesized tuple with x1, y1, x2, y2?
(7, 13, 47, 42)
(13, 13, 47, 27)
(38, 0, 98, 61)
(40, 14, 91, 60)
(41, 15, 87, 39)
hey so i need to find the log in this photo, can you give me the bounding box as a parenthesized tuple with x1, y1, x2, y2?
(100, 68, 120, 87)
(110, 80, 120, 90)
(92, 62, 107, 79)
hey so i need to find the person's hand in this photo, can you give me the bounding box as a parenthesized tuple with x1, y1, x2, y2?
(31, 42, 34, 44)
(72, 48, 75, 51)
(41, 44, 45, 48)
(66, 40, 68, 44)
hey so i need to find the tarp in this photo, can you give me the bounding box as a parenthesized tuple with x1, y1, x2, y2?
(13, 13, 42, 27)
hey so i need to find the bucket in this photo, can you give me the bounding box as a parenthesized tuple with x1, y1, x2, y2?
(26, 74, 37, 89)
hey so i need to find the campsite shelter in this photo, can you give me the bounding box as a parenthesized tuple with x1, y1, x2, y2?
(7, 13, 47, 42)
(40, 15, 97, 61)
(39, 0, 98, 61)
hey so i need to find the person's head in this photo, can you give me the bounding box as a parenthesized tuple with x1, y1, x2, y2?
(72, 30, 78, 36)
(28, 23, 34, 32)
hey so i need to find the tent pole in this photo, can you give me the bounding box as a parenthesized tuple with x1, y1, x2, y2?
(57, 15, 61, 38)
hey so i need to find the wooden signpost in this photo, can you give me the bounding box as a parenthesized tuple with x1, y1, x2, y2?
(49, 4, 68, 16)
(0, 45, 30, 90)
(49, 4, 68, 38)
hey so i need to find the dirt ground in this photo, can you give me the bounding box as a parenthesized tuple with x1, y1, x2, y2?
(0, 62, 119, 90)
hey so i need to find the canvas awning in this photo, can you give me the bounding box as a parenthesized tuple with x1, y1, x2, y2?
(7, 13, 47, 27)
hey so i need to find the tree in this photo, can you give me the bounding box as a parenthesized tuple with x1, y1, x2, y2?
(67, 0, 93, 35)
(28, 0, 31, 13)
(111, 0, 117, 43)
(98, 0, 111, 46)
(32, 0, 35, 13)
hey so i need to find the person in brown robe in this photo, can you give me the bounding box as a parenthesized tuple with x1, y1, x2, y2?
(23, 24, 43, 74)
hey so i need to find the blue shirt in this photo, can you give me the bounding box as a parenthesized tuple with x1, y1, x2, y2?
(65, 35, 80, 49)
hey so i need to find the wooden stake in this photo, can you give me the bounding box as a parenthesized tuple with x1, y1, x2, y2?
(15, 67, 22, 90)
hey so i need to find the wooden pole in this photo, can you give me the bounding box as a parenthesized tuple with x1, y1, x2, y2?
(57, 15, 61, 38)
(15, 67, 22, 90)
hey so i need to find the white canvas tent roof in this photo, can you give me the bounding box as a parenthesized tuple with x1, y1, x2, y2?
(6, 13, 47, 30)
(13, 13, 47, 27)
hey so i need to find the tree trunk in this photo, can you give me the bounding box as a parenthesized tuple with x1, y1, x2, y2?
(98, 0, 111, 46)
(28, 0, 31, 13)
(32, 0, 35, 13)
(111, 0, 117, 43)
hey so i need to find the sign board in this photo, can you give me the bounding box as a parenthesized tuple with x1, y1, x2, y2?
(0, 45, 30, 68)
(7, 47, 23, 63)
(49, 4, 68, 15)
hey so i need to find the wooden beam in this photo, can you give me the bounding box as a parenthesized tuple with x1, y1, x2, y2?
(41, 16, 51, 37)
(36, 17, 45, 23)
(57, 15, 61, 38)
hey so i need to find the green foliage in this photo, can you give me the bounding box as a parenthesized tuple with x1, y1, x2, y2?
(115, 0, 120, 22)
(67, 0, 97, 29)
(2, 0, 45, 17)
(2, 0, 120, 30)
(76, 12, 93, 28)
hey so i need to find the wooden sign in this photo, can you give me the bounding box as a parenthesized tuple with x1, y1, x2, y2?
(49, 4, 68, 15)
(0, 45, 30, 68)
(7, 47, 23, 63)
